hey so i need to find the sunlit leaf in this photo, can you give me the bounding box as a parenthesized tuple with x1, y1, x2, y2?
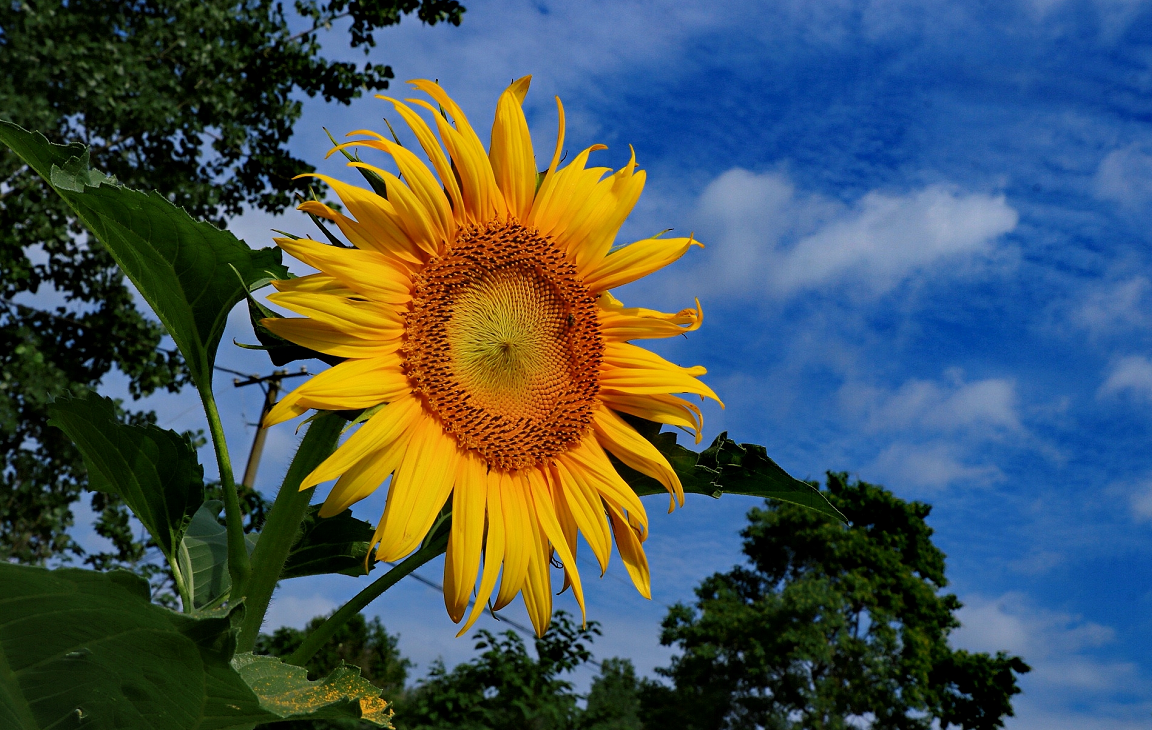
(0, 121, 289, 389)
(230, 654, 392, 726)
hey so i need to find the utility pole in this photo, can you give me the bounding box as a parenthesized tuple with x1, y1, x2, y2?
(217, 366, 309, 489)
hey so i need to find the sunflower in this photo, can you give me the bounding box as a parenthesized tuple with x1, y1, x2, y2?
(263, 76, 721, 636)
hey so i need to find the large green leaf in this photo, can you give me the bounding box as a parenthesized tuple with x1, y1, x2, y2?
(177, 501, 259, 610)
(0, 121, 289, 389)
(46, 392, 205, 563)
(281, 506, 375, 580)
(230, 654, 391, 726)
(618, 420, 846, 522)
(0, 564, 268, 730)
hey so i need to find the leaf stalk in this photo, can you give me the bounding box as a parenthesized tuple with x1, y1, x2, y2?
(285, 528, 450, 667)
(236, 411, 344, 652)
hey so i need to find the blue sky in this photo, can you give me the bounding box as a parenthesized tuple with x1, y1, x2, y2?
(55, 0, 1152, 726)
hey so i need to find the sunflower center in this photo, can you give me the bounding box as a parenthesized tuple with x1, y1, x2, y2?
(403, 220, 603, 470)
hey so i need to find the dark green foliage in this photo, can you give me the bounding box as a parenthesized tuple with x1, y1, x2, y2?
(641, 473, 1030, 730)
(397, 612, 598, 730)
(0, 0, 464, 565)
(578, 659, 642, 730)
(255, 612, 412, 729)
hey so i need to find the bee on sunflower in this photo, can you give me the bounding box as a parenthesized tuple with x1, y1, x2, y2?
(262, 76, 721, 636)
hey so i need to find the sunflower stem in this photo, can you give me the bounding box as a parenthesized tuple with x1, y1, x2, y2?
(235, 411, 344, 653)
(201, 389, 251, 605)
(284, 527, 450, 667)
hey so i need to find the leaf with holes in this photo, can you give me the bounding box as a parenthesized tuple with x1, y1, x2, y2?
(230, 654, 392, 726)
(616, 420, 845, 522)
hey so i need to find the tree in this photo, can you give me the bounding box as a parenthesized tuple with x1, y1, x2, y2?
(398, 612, 600, 730)
(579, 658, 643, 730)
(255, 611, 413, 729)
(641, 473, 1030, 730)
(0, 0, 464, 565)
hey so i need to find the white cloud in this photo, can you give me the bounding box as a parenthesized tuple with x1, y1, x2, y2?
(845, 371, 1021, 434)
(868, 441, 1003, 490)
(695, 168, 1018, 298)
(1099, 356, 1152, 400)
(954, 593, 1149, 712)
(1095, 145, 1152, 209)
(1073, 277, 1151, 336)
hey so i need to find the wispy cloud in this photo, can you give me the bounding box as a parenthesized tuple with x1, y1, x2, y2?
(1095, 145, 1152, 211)
(954, 593, 1152, 729)
(1099, 356, 1152, 401)
(693, 168, 1018, 299)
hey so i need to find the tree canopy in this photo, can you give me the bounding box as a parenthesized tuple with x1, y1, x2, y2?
(0, 0, 464, 565)
(640, 473, 1030, 730)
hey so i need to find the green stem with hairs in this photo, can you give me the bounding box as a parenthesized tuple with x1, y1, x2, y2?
(201, 388, 250, 603)
(236, 411, 344, 652)
(285, 528, 450, 667)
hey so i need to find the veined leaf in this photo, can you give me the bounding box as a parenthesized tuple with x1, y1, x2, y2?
(0, 564, 269, 730)
(177, 501, 259, 610)
(0, 121, 289, 389)
(46, 392, 204, 565)
(281, 506, 375, 580)
(230, 654, 391, 726)
(617, 419, 846, 522)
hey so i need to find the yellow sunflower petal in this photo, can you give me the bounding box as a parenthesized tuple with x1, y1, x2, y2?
(320, 429, 412, 517)
(273, 237, 412, 304)
(376, 96, 466, 215)
(599, 295, 703, 341)
(266, 291, 404, 340)
(493, 472, 533, 611)
(334, 134, 456, 244)
(583, 236, 703, 293)
(347, 162, 443, 257)
(489, 76, 537, 221)
(568, 147, 646, 276)
(593, 404, 684, 510)
(607, 503, 651, 599)
(265, 357, 407, 426)
(295, 174, 425, 265)
(261, 317, 402, 359)
(525, 467, 585, 622)
(600, 342, 723, 405)
(529, 144, 609, 244)
(444, 451, 487, 623)
(599, 391, 703, 443)
(269, 271, 356, 297)
(552, 457, 613, 575)
(558, 437, 648, 540)
(408, 79, 507, 223)
(547, 463, 581, 594)
(458, 468, 506, 637)
(372, 415, 462, 562)
(301, 394, 421, 490)
(521, 531, 554, 636)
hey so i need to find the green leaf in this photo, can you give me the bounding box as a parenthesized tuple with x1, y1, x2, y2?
(617, 422, 846, 522)
(177, 501, 259, 610)
(281, 506, 376, 580)
(0, 121, 289, 389)
(230, 654, 392, 726)
(46, 392, 205, 564)
(0, 564, 269, 730)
